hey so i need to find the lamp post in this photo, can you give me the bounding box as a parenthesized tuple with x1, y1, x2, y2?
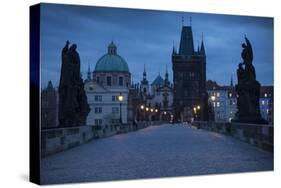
(118, 93, 124, 124)
(140, 105, 144, 121)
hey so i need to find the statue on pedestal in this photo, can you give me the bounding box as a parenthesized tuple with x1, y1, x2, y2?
(232, 36, 267, 124)
(58, 41, 90, 127)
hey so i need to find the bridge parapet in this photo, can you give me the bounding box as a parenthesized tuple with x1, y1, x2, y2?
(192, 121, 273, 152)
(41, 121, 160, 157)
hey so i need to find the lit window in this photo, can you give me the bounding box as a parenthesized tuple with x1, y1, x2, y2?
(261, 100, 265, 105)
(213, 102, 216, 107)
(264, 93, 267, 98)
(229, 93, 232, 97)
(267, 109, 269, 114)
(217, 102, 220, 107)
(217, 92, 220, 97)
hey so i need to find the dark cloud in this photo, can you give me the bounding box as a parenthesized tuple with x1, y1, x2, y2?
(40, 3, 273, 87)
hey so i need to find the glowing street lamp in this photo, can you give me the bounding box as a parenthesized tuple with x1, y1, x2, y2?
(140, 105, 144, 110)
(150, 108, 154, 113)
(118, 93, 124, 124)
(211, 95, 216, 102)
(145, 107, 149, 112)
(193, 107, 197, 113)
(197, 105, 200, 110)
(155, 109, 158, 113)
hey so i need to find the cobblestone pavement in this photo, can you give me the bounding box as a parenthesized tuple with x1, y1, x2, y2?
(41, 124, 273, 184)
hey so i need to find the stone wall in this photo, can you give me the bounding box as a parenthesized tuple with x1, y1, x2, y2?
(41, 121, 160, 157)
(192, 121, 273, 152)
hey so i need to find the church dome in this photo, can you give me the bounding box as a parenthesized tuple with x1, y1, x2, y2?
(94, 41, 129, 72)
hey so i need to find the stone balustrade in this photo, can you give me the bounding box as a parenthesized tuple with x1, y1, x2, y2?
(41, 121, 161, 157)
(192, 121, 273, 152)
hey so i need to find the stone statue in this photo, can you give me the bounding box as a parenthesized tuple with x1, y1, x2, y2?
(232, 36, 267, 124)
(58, 41, 90, 127)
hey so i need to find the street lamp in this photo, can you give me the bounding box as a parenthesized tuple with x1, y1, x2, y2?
(211, 95, 216, 102)
(118, 93, 124, 124)
(197, 105, 200, 110)
(140, 105, 144, 110)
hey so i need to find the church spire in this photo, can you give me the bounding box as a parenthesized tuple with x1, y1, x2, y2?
(143, 64, 147, 80)
(200, 33, 205, 56)
(164, 65, 170, 86)
(87, 63, 91, 80)
(230, 75, 233, 87)
(172, 41, 177, 55)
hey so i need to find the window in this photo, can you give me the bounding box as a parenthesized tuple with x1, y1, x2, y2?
(119, 77, 123, 86)
(264, 93, 267, 98)
(95, 119, 102, 126)
(111, 119, 120, 124)
(94, 95, 102, 101)
(217, 102, 220, 107)
(112, 96, 117, 101)
(96, 76, 100, 83)
(217, 92, 220, 97)
(107, 76, 111, 86)
(94, 107, 102, 114)
(261, 100, 265, 105)
(112, 107, 119, 114)
(213, 102, 216, 107)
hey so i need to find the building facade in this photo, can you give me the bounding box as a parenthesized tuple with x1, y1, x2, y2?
(259, 86, 273, 124)
(41, 81, 58, 128)
(85, 42, 131, 127)
(172, 24, 207, 122)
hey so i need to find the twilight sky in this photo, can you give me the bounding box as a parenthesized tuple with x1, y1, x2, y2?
(40, 3, 273, 88)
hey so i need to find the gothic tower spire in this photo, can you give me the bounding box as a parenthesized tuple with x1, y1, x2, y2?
(200, 33, 206, 56)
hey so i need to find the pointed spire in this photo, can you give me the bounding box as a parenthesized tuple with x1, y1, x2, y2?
(230, 75, 233, 87)
(165, 65, 168, 80)
(47, 80, 54, 90)
(200, 32, 205, 55)
(172, 41, 177, 55)
(143, 63, 147, 80)
(87, 63, 91, 80)
(164, 65, 169, 87)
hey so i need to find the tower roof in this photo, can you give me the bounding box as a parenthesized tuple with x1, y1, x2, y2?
(94, 41, 129, 73)
(179, 26, 195, 56)
(151, 75, 164, 86)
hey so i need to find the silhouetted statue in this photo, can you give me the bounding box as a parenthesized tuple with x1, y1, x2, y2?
(232, 36, 267, 124)
(58, 41, 90, 127)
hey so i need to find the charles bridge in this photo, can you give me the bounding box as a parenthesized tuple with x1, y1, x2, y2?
(41, 122, 273, 184)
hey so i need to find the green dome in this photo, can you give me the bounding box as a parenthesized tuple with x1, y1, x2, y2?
(94, 42, 129, 72)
